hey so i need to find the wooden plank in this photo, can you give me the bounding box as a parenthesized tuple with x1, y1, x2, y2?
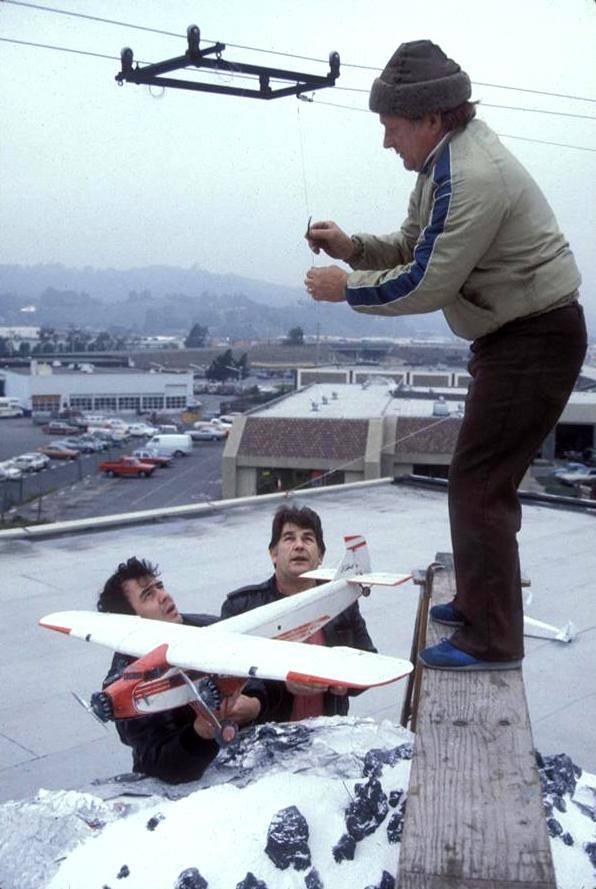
(397, 556, 556, 889)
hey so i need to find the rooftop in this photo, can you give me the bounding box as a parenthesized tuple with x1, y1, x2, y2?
(253, 382, 466, 420)
(254, 378, 596, 421)
(1, 479, 594, 803)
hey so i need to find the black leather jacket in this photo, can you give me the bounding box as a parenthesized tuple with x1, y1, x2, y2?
(220, 576, 376, 722)
(103, 613, 266, 784)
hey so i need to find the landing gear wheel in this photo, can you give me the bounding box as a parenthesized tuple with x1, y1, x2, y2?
(216, 719, 238, 747)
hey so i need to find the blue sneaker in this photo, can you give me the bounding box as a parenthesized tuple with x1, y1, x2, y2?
(418, 638, 521, 671)
(429, 601, 464, 627)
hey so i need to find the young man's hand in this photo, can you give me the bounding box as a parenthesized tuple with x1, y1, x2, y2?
(192, 693, 261, 738)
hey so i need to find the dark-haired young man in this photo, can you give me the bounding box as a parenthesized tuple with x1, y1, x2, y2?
(98, 557, 265, 784)
(304, 40, 587, 671)
(220, 505, 376, 722)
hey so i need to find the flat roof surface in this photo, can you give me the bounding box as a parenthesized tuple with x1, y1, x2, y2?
(255, 382, 465, 419)
(256, 380, 596, 420)
(1, 480, 595, 803)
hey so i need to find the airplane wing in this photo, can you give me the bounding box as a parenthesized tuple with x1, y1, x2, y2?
(300, 569, 412, 586)
(40, 611, 412, 689)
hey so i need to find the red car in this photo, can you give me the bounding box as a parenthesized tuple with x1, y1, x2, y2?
(100, 456, 155, 478)
(41, 421, 80, 435)
(38, 443, 78, 460)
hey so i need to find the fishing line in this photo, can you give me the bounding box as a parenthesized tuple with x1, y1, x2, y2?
(296, 98, 323, 383)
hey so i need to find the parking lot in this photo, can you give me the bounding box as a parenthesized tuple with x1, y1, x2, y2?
(0, 417, 225, 523)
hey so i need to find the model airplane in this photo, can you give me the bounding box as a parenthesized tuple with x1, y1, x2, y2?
(39, 536, 413, 745)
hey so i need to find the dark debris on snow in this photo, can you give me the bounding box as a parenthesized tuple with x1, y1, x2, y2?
(235, 872, 268, 889)
(304, 867, 324, 888)
(174, 867, 208, 889)
(265, 805, 311, 871)
(364, 870, 395, 889)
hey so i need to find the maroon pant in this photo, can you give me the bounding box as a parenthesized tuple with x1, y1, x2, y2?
(449, 301, 587, 661)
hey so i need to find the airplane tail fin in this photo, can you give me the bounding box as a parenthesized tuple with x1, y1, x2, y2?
(301, 535, 411, 588)
(333, 535, 371, 580)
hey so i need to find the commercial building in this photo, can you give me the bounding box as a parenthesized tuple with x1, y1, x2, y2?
(223, 366, 596, 499)
(296, 363, 472, 389)
(0, 359, 193, 415)
(223, 379, 465, 499)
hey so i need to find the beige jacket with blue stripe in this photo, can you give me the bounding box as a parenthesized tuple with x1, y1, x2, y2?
(346, 119, 581, 341)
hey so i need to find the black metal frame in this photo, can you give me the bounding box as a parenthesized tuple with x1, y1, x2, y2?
(116, 25, 340, 100)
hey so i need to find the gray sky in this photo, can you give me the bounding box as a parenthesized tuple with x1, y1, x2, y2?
(1, 0, 595, 315)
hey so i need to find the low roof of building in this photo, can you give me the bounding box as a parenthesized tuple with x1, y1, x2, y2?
(252, 382, 465, 421)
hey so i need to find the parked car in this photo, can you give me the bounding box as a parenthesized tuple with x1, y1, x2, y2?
(132, 448, 173, 468)
(0, 460, 23, 480)
(552, 462, 588, 478)
(78, 434, 109, 451)
(81, 413, 107, 427)
(87, 427, 128, 446)
(11, 453, 50, 472)
(41, 421, 80, 436)
(557, 467, 596, 487)
(157, 424, 179, 434)
(192, 419, 229, 437)
(37, 442, 78, 460)
(60, 436, 97, 454)
(128, 423, 158, 438)
(145, 433, 193, 457)
(99, 456, 156, 478)
(189, 425, 227, 442)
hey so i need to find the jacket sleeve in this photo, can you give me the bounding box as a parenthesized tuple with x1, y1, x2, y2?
(220, 595, 241, 619)
(345, 150, 508, 317)
(114, 711, 220, 785)
(104, 651, 219, 784)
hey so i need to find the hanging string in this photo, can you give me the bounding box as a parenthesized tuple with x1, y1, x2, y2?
(296, 98, 322, 377)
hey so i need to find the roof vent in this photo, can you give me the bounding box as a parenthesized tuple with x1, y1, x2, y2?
(331, 391, 338, 400)
(321, 395, 328, 405)
(310, 401, 319, 412)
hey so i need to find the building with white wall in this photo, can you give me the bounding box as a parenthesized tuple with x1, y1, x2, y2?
(296, 364, 473, 389)
(223, 380, 465, 499)
(222, 370, 596, 499)
(0, 360, 193, 414)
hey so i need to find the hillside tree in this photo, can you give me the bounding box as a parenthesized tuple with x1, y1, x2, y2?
(185, 323, 209, 348)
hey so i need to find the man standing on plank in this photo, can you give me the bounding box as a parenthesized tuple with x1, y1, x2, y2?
(305, 40, 587, 671)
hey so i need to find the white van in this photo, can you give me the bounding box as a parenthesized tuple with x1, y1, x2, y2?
(146, 433, 192, 457)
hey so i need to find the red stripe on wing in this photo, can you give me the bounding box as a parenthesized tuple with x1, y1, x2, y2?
(39, 621, 72, 635)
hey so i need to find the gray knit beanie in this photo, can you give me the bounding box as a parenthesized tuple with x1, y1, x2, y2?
(369, 40, 471, 118)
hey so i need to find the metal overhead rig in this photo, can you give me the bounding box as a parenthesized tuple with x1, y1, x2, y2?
(116, 25, 340, 100)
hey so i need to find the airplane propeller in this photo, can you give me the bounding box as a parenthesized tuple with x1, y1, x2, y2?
(71, 691, 109, 729)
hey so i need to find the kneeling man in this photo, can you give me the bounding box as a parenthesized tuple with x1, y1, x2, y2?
(98, 557, 265, 784)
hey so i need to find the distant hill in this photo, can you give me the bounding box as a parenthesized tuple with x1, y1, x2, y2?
(0, 263, 315, 308)
(0, 263, 452, 339)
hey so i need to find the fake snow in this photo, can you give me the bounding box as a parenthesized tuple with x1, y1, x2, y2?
(0, 718, 594, 889)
